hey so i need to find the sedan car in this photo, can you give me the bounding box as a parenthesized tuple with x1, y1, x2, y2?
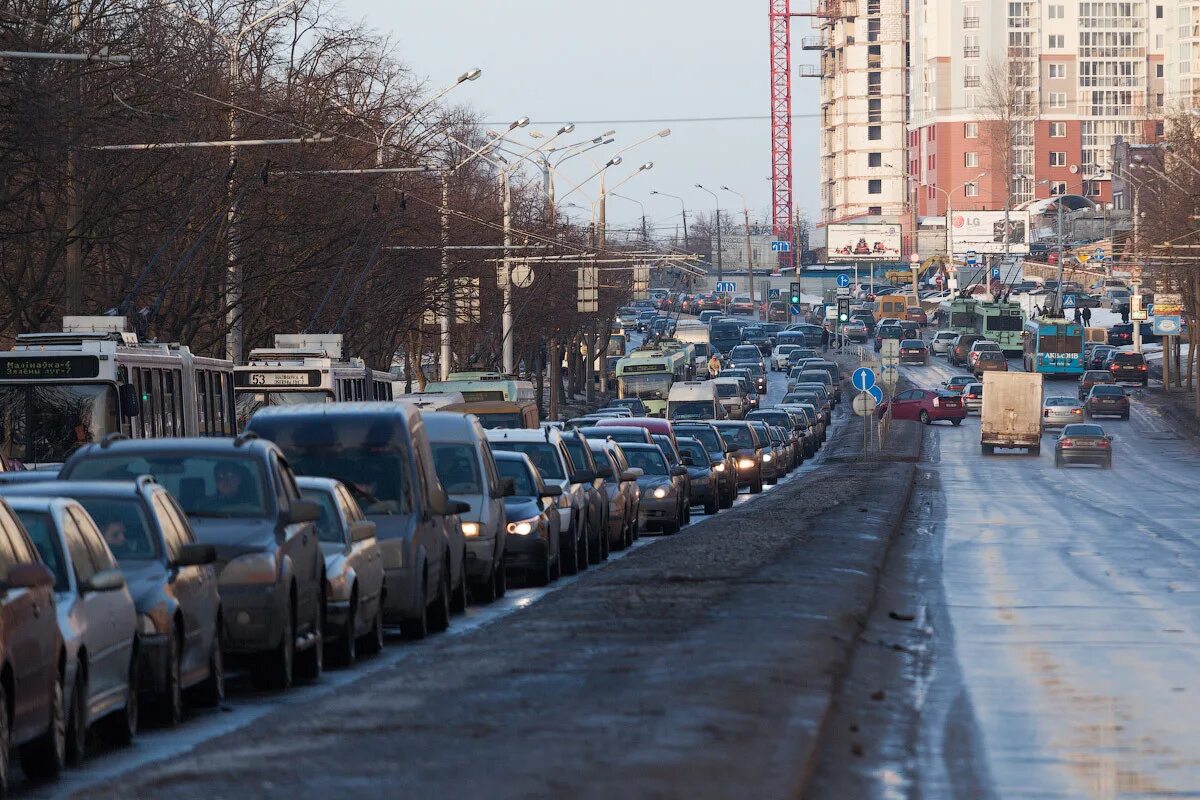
(930, 330, 958, 355)
(1088, 345, 1117, 370)
(711, 421, 765, 494)
(1079, 370, 1116, 400)
(771, 344, 800, 371)
(620, 443, 688, 534)
(948, 334, 985, 367)
(587, 441, 640, 549)
(676, 437, 720, 515)
(298, 478, 386, 665)
(493, 452, 564, 585)
(841, 319, 869, 342)
(906, 306, 929, 326)
(1042, 396, 1085, 429)
(746, 421, 783, 484)
(1085, 385, 1130, 420)
(974, 350, 1008, 376)
(1055, 423, 1113, 468)
(943, 375, 977, 394)
(671, 423, 736, 509)
(879, 389, 966, 425)
(898, 338, 929, 365)
(962, 382, 984, 414)
(5, 497, 137, 762)
(967, 341, 1002, 371)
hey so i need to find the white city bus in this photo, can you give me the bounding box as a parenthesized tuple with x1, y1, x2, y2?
(0, 316, 235, 466)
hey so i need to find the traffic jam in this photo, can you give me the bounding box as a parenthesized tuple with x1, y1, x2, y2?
(0, 301, 838, 796)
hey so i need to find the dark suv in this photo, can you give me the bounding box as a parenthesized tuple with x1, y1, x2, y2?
(1106, 351, 1149, 386)
(949, 334, 985, 367)
(1, 478, 223, 721)
(59, 435, 326, 690)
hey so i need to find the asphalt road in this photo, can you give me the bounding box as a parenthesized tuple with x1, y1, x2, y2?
(811, 345, 1200, 798)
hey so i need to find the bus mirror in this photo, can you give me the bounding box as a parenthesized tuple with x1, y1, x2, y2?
(119, 384, 141, 418)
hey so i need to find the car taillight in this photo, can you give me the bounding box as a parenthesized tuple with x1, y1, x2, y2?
(1097, 440, 1110, 448)
(1060, 439, 1073, 447)
(1110, 365, 1118, 371)
(1139, 365, 1147, 371)
(1072, 408, 1082, 415)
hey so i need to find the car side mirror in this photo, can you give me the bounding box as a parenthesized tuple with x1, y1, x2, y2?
(569, 470, 595, 485)
(82, 567, 126, 593)
(118, 383, 141, 418)
(449, 500, 471, 516)
(349, 520, 377, 543)
(539, 484, 563, 498)
(4, 562, 54, 590)
(680, 455, 694, 466)
(1106, 434, 1114, 441)
(498, 477, 516, 498)
(671, 466, 688, 477)
(726, 444, 739, 454)
(286, 500, 321, 525)
(175, 543, 216, 568)
(626, 468, 644, 479)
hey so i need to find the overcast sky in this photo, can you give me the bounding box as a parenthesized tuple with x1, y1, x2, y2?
(335, 0, 820, 234)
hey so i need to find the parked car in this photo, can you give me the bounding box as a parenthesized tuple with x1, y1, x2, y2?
(898, 338, 929, 365)
(1107, 351, 1149, 386)
(1042, 396, 1085, 429)
(1084, 384, 1131, 419)
(292, 477, 386, 665)
(878, 389, 966, 425)
(930, 330, 958, 355)
(672, 423, 737, 509)
(0, 497, 66, 786)
(0, 479, 222, 727)
(711, 422, 765, 494)
(586, 440, 640, 550)
(4, 497, 137, 762)
(492, 452, 563, 585)
(619, 443, 689, 534)
(61, 435, 327, 687)
(1078, 370, 1116, 400)
(1055, 423, 1113, 468)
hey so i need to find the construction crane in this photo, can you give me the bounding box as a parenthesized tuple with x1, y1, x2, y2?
(768, 0, 794, 277)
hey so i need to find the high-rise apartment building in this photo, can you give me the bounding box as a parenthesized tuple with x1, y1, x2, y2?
(815, 0, 910, 234)
(1165, 2, 1200, 109)
(908, 0, 1166, 217)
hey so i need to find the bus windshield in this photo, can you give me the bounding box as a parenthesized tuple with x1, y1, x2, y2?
(0, 383, 119, 465)
(619, 373, 671, 400)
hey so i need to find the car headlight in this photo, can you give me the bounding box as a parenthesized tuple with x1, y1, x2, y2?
(219, 552, 278, 586)
(762, 453, 773, 462)
(738, 458, 755, 469)
(461, 521, 481, 538)
(506, 518, 538, 535)
(653, 486, 668, 499)
(713, 462, 725, 472)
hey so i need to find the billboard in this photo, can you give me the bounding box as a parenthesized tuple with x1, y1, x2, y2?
(827, 223, 902, 261)
(949, 211, 1030, 254)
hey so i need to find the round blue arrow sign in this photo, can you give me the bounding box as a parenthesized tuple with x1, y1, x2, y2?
(836, 273, 850, 288)
(852, 367, 876, 392)
(868, 385, 884, 404)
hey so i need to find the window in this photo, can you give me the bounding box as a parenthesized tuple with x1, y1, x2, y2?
(965, 152, 979, 167)
(964, 122, 978, 138)
(1050, 151, 1067, 166)
(1156, 64, 1163, 79)
(153, 493, 186, 561)
(1049, 121, 1066, 137)
(1049, 64, 1065, 79)
(75, 509, 117, 572)
(1156, 4, 1163, 17)
(868, 152, 882, 167)
(1049, 92, 1067, 109)
(1048, 4, 1064, 18)
(964, 65, 980, 88)
(1085, 181, 1101, 197)
(1156, 93, 1164, 108)
(868, 125, 881, 141)
(1048, 34, 1064, 48)
(62, 511, 98, 584)
(868, 179, 882, 194)
(1155, 121, 1165, 137)
(868, 98, 881, 122)
(927, 154, 936, 169)
(868, 206, 883, 215)
(1050, 181, 1067, 195)
(965, 182, 980, 197)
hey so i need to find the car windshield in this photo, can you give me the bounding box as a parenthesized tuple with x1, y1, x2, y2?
(677, 440, 707, 465)
(675, 427, 721, 453)
(980, 352, 1003, 361)
(491, 442, 564, 480)
(745, 364, 765, 377)
(1113, 354, 1143, 364)
(1063, 424, 1104, 437)
(300, 488, 347, 544)
(713, 425, 754, 447)
(1092, 386, 1125, 397)
(74, 496, 158, 561)
(0, 383, 120, 465)
(669, 401, 716, 421)
(498, 454, 546, 499)
(776, 345, 798, 355)
(716, 383, 739, 398)
(67, 454, 271, 519)
(965, 385, 983, 394)
(473, 413, 523, 430)
(430, 443, 482, 495)
(624, 448, 668, 475)
(13, 510, 69, 591)
(653, 437, 679, 466)
(1083, 372, 1111, 381)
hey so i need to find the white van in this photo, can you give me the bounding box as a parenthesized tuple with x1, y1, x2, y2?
(713, 377, 748, 420)
(667, 380, 724, 421)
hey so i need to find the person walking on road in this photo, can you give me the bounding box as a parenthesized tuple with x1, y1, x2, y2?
(707, 354, 721, 379)
(1074, 307, 1082, 324)
(821, 327, 831, 353)
(1119, 305, 1129, 325)
(1081, 305, 1092, 326)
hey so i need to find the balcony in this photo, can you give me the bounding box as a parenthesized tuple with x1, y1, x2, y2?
(963, 46, 980, 58)
(798, 63, 823, 79)
(867, 84, 882, 96)
(964, 76, 981, 88)
(801, 35, 824, 50)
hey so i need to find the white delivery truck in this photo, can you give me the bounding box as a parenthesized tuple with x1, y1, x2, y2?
(980, 371, 1044, 455)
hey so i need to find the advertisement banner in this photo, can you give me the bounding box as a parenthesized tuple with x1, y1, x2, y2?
(827, 223, 902, 261)
(949, 211, 1030, 255)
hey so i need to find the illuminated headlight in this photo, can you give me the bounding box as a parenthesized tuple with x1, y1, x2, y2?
(738, 458, 755, 470)
(713, 463, 725, 472)
(461, 521, 481, 538)
(652, 486, 669, 499)
(762, 453, 773, 462)
(506, 518, 537, 536)
(219, 552, 278, 586)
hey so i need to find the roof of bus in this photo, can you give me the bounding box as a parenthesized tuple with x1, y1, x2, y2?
(440, 400, 534, 413)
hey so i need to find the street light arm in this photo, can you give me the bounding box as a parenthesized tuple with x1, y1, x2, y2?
(240, 0, 302, 40)
(558, 158, 622, 204)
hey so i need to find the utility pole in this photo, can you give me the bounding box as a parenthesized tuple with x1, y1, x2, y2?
(501, 170, 514, 375)
(742, 208, 754, 312)
(226, 44, 243, 362)
(545, 166, 560, 421)
(440, 173, 452, 379)
(64, 1, 83, 315)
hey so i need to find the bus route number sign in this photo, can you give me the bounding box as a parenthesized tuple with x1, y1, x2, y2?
(0, 356, 100, 380)
(237, 370, 321, 388)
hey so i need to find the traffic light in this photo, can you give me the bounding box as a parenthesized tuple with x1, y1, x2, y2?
(837, 297, 850, 323)
(790, 282, 800, 304)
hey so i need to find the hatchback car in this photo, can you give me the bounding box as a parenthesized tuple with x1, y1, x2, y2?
(841, 319, 869, 342)
(620, 444, 688, 534)
(586, 441, 640, 549)
(711, 421, 765, 494)
(930, 330, 958, 355)
(0, 479, 222, 727)
(728, 345, 765, 370)
(1055, 423, 1113, 468)
(296, 477, 385, 665)
(1042, 396, 1085, 429)
(879, 389, 966, 425)
(1108, 351, 1149, 386)
(61, 435, 326, 688)
(906, 306, 929, 326)
(967, 340, 1002, 371)
(492, 452, 563, 585)
(898, 339, 929, 365)
(873, 325, 903, 352)
(943, 375, 976, 394)
(1078, 370, 1116, 400)
(974, 350, 1008, 376)
(949, 334, 985, 367)
(671, 423, 737, 509)
(961, 382, 984, 414)
(675, 437, 720, 515)
(1085, 384, 1130, 420)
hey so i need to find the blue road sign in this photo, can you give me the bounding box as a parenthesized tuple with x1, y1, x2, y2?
(715, 281, 736, 293)
(789, 303, 801, 316)
(1061, 293, 1077, 309)
(768, 288, 781, 299)
(852, 367, 877, 392)
(1153, 315, 1182, 335)
(771, 240, 791, 252)
(836, 273, 851, 288)
(991, 267, 1001, 279)
(868, 385, 884, 404)
(966, 251, 978, 265)
(1094, 248, 1106, 259)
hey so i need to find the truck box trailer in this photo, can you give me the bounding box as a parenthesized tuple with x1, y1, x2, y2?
(980, 371, 1044, 455)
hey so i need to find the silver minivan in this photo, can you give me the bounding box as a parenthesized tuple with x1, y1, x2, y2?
(422, 412, 511, 603)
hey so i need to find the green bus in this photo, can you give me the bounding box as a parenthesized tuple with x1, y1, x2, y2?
(973, 301, 1025, 356)
(615, 347, 691, 417)
(940, 297, 977, 335)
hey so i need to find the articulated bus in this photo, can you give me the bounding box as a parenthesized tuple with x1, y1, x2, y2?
(233, 334, 394, 428)
(939, 297, 977, 335)
(615, 347, 691, 417)
(1022, 319, 1086, 376)
(973, 301, 1025, 356)
(0, 316, 235, 466)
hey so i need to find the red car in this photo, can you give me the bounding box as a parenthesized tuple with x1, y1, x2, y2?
(906, 306, 929, 325)
(878, 388, 966, 425)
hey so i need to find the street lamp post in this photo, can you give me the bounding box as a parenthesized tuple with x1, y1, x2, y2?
(721, 186, 754, 310)
(610, 193, 648, 241)
(695, 184, 722, 282)
(650, 190, 689, 252)
(925, 173, 987, 293)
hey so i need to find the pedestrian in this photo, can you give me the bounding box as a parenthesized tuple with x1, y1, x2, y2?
(821, 327, 830, 352)
(1081, 305, 1092, 326)
(1073, 307, 1082, 324)
(707, 353, 721, 379)
(1120, 306, 1129, 325)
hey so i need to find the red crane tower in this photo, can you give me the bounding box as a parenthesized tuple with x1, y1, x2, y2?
(769, 0, 794, 276)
